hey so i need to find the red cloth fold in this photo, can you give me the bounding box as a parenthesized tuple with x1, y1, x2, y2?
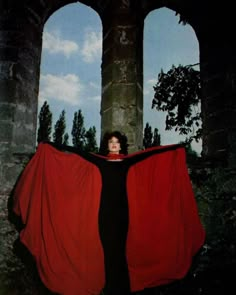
(106, 153, 125, 160)
(14, 144, 105, 295)
(13, 143, 205, 295)
(126, 147, 205, 290)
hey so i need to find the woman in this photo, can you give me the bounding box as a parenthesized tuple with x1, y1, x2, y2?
(13, 131, 205, 295)
(99, 130, 128, 157)
(98, 131, 130, 294)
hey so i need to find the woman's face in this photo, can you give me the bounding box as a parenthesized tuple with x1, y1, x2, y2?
(108, 136, 121, 154)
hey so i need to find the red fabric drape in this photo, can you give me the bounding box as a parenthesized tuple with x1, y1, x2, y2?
(14, 144, 105, 295)
(126, 147, 205, 290)
(13, 143, 205, 295)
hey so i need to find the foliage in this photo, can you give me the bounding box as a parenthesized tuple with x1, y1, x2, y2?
(175, 11, 189, 25)
(152, 128, 161, 147)
(37, 103, 98, 151)
(182, 167, 236, 294)
(143, 122, 161, 149)
(37, 101, 52, 144)
(193, 168, 236, 267)
(63, 133, 69, 145)
(53, 110, 67, 145)
(71, 109, 86, 150)
(84, 126, 98, 152)
(143, 122, 153, 149)
(179, 140, 199, 164)
(152, 64, 201, 143)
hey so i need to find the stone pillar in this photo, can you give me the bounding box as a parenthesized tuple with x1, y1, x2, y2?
(199, 28, 236, 168)
(0, 5, 43, 193)
(100, 2, 144, 152)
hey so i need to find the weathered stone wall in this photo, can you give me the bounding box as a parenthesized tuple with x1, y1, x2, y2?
(0, 0, 236, 293)
(0, 1, 44, 194)
(100, 6, 144, 152)
(178, 1, 236, 168)
(1, 0, 236, 190)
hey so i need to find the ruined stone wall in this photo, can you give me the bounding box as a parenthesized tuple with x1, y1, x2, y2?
(0, 2, 44, 194)
(178, 1, 236, 168)
(0, 0, 236, 293)
(200, 46, 236, 168)
(100, 4, 144, 152)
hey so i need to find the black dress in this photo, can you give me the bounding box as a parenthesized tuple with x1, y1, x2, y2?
(13, 142, 206, 295)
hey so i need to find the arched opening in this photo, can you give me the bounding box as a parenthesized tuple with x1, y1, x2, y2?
(38, 2, 102, 145)
(143, 8, 201, 153)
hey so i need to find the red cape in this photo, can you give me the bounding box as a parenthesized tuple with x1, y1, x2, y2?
(13, 143, 205, 295)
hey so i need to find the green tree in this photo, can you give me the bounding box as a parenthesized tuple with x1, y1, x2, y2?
(184, 141, 199, 163)
(177, 140, 199, 165)
(152, 128, 161, 147)
(152, 64, 201, 143)
(53, 110, 67, 145)
(37, 101, 52, 144)
(84, 126, 98, 152)
(143, 122, 153, 149)
(63, 133, 69, 145)
(71, 109, 86, 150)
(143, 123, 161, 149)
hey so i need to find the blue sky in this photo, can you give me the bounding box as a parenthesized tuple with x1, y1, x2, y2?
(39, 3, 201, 152)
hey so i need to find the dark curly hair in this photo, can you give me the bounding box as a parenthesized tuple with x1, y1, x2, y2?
(99, 131, 129, 155)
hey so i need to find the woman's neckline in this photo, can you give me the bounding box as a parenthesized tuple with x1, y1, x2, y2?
(106, 153, 125, 161)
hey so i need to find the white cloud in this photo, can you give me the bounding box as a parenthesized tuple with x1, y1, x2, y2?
(89, 95, 101, 102)
(144, 78, 156, 96)
(39, 74, 83, 106)
(89, 81, 100, 89)
(43, 30, 79, 58)
(81, 28, 102, 63)
(146, 78, 157, 86)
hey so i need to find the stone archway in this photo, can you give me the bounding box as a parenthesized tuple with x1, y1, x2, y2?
(1, 0, 236, 194)
(1, 0, 236, 293)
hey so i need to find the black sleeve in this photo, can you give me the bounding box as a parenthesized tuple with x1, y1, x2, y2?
(44, 141, 104, 166)
(125, 144, 184, 166)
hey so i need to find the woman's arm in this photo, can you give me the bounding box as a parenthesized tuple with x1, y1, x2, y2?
(44, 141, 104, 165)
(125, 144, 184, 165)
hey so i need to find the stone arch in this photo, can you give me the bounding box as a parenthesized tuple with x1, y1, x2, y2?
(1, 0, 236, 190)
(143, 7, 200, 150)
(38, 3, 102, 147)
(0, 0, 100, 193)
(1, 1, 236, 293)
(164, 2, 236, 167)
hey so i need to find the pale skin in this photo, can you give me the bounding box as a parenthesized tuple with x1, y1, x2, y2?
(108, 136, 121, 154)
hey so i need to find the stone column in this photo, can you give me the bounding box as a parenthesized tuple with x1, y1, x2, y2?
(0, 6, 43, 193)
(198, 27, 236, 168)
(99, 1, 144, 152)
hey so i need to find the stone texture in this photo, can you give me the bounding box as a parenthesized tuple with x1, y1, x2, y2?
(0, 0, 236, 293)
